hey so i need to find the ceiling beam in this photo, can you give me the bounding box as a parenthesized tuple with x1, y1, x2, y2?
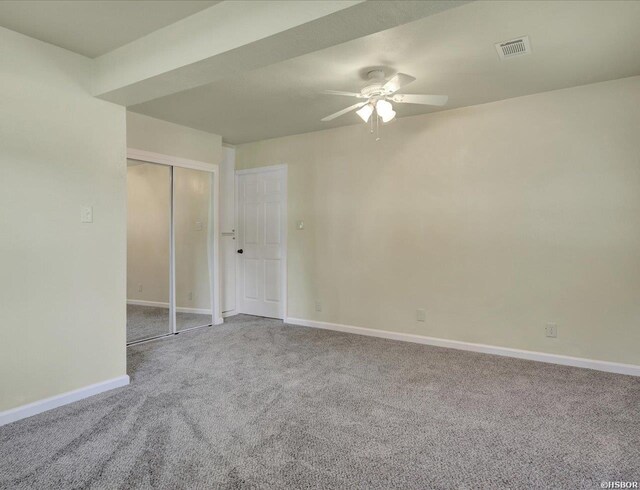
(92, 0, 468, 107)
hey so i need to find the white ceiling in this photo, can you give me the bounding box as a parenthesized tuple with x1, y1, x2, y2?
(129, 0, 640, 144)
(0, 1, 218, 57)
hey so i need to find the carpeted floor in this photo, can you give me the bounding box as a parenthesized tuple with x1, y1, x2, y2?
(127, 304, 212, 342)
(1, 315, 638, 489)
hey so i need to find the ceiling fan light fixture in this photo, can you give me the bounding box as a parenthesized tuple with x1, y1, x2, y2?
(356, 103, 374, 122)
(375, 99, 395, 122)
(375, 99, 392, 114)
(380, 110, 396, 123)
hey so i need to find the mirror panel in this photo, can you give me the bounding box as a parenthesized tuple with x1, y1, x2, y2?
(126, 160, 172, 342)
(174, 167, 213, 331)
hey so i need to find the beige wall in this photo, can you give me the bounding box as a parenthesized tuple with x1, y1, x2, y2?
(127, 163, 212, 311)
(0, 27, 127, 411)
(127, 111, 222, 165)
(237, 76, 640, 366)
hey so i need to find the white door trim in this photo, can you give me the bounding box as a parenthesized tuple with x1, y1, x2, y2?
(127, 148, 223, 332)
(127, 148, 219, 173)
(235, 164, 288, 319)
(235, 164, 288, 175)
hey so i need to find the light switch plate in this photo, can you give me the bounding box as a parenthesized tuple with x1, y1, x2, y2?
(80, 206, 93, 223)
(195, 221, 203, 231)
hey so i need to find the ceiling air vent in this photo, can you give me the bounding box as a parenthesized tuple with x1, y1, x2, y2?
(495, 36, 531, 60)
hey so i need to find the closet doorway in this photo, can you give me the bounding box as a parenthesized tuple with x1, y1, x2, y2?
(126, 149, 221, 344)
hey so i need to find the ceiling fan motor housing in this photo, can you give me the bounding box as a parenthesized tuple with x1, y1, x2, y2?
(361, 84, 387, 99)
(361, 69, 388, 98)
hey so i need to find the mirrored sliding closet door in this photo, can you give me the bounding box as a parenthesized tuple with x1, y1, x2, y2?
(126, 160, 172, 343)
(127, 157, 216, 344)
(174, 167, 214, 332)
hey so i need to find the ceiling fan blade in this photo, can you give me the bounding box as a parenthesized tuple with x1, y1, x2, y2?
(383, 73, 416, 94)
(323, 89, 364, 98)
(321, 102, 366, 122)
(391, 94, 448, 106)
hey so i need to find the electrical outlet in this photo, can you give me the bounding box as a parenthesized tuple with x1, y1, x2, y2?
(315, 301, 322, 312)
(138, 284, 143, 292)
(545, 323, 558, 338)
(416, 309, 426, 322)
(188, 291, 193, 301)
(80, 206, 93, 223)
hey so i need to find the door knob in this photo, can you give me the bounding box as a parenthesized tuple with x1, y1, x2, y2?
(237, 249, 243, 254)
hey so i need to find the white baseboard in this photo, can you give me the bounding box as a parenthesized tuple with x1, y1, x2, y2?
(284, 317, 640, 377)
(127, 299, 212, 315)
(178, 306, 213, 315)
(222, 310, 237, 318)
(127, 299, 165, 308)
(0, 375, 130, 427)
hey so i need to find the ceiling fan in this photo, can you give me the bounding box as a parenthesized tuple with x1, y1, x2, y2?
(321, 70, 448, 126)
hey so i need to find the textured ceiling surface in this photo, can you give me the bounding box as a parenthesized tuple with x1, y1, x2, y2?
(130, 1, 640, 144)
(0, 1, 218, 57)
(2, 1, 638, 143)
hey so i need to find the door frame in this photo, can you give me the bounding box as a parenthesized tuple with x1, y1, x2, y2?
(235, 164, 288, 320)
(127, 148, 223, 343)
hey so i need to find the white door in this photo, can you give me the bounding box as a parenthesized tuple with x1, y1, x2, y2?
(236, 167, 286, 319)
